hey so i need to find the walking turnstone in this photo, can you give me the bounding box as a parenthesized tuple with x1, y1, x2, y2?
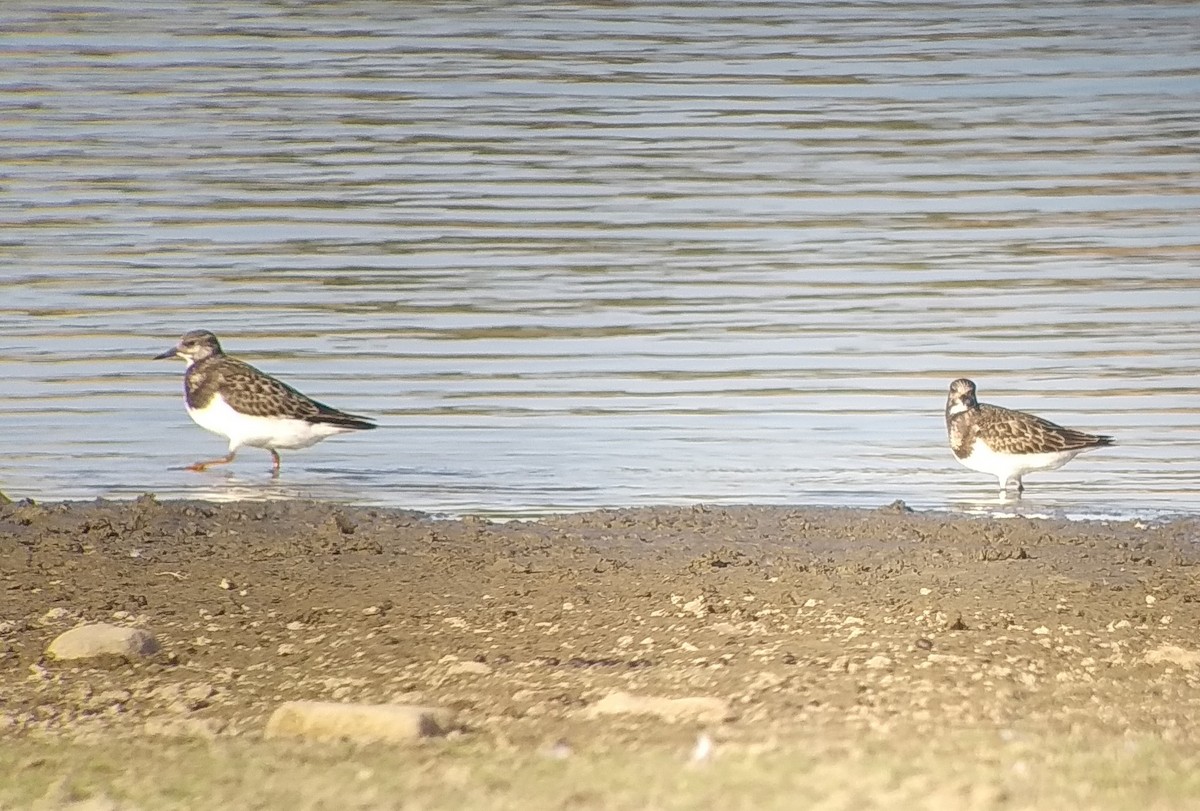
(945, 378, 1114, 498)
(155, 330, 376, 475)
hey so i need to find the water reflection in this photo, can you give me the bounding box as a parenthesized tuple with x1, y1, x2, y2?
(1, 1, 1199, 519)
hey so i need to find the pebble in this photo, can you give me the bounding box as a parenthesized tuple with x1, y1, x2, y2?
(447, 660, 493, 676)
(264, 701, 455, 743)
(40, 607, 72, 625)
(864, 654, 893, 670)
(1143, 644, 1200, 669)
(46, 623, 160, 661)
(584, 691, 733, 724)
(184, 683, 216, 709)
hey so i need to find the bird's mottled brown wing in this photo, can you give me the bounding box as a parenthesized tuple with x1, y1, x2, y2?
(975, 403, 1111, 454)
(215, 358, 326, 419)
(194, 357, 375, 429)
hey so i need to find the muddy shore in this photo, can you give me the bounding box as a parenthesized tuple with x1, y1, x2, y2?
(3, 496, 1200, 809)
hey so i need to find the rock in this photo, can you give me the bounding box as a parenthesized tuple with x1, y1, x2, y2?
(264, 701, 455, 744)
(584, 691, 733, 724)
(46, 623, 159, 660)
(447, 660, 492, 676)
(40, 607, 72, 625)
(1144, 644, 1200, 669)
(183, 683, 216, 710)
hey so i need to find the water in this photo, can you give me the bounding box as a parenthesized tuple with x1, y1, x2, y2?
(2, 1, 1199, 519)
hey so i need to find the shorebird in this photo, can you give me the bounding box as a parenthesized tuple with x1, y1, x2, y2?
(944, 378, 1113, 498)
(155, 330, 376, 475)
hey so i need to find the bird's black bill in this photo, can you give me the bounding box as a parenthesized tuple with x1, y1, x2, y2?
(154, 347, 179, 360)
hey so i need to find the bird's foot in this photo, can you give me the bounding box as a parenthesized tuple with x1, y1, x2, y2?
(186, 453, 236, 473)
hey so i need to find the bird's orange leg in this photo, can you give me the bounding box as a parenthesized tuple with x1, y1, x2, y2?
(187, 452, 236, 472)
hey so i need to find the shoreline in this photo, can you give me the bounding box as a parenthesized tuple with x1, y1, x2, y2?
(3, 497, 1200, 808)
(2, 488, 1192, 525)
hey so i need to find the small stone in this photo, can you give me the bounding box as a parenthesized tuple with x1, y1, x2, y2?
(46, 623, 159, 661)
(447, 660, 492, 676)
(219, 579, 233, 590)
(277, 643, 298, 656)
(864, 654, 893, 670)
(264, 701, 455, 743)
(362, 606, 382, 616)
(94, 688, 131, 707)
(1145, 595, 1157, 606)
(1144, 644, 1200, 669)
(185, 683, 216, 709)
(40, 607, 72, 625)
(747, 672, 784, 691)
(543, 738, 573, 760)
(584, 691, 733, 724)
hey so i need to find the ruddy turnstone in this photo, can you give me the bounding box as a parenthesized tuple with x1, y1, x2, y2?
(155, 330, 376, 475)
(945, 378, 1113, 498)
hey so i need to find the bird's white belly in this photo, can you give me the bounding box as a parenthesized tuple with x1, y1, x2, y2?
(958, 439, 1079, 479)
(187, 395, 350, 452)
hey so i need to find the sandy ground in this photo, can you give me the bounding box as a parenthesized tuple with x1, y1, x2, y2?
(3, 496, 1200, 809)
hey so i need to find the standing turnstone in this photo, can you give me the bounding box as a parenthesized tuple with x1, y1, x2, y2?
(944, 378, 1113, 498)
(155, 330, 376, 475)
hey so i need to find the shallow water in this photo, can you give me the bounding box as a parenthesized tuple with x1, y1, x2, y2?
(3, 1, 1199, 518)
